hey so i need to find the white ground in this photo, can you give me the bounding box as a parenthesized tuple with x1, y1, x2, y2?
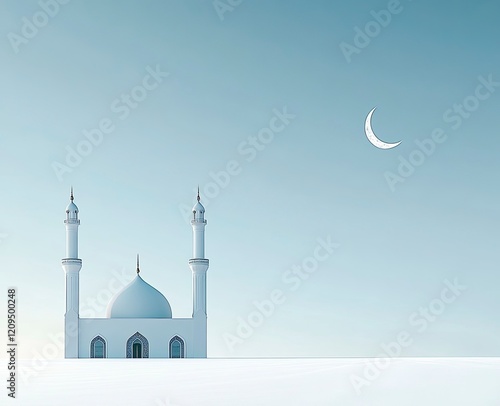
(12, 358, 500, 405)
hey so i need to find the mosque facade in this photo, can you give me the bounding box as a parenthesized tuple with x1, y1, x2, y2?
(62, 189, 209, 358)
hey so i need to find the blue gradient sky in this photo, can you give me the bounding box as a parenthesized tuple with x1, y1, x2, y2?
(0, 0, 499, 358)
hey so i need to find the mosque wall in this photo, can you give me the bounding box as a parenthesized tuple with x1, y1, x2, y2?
(78, 317, 202, 358)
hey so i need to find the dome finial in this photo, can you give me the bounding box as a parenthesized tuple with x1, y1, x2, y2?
(70, 186, 74, 201)
(197, 185, 200, 202)
(136, 254, 140, 274)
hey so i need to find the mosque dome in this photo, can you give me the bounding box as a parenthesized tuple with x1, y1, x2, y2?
(106, 274, 172, 318)
(192, 201, 205, 214)
(192, 188, 205, 220)
(66, 201, 79, 214)
(65, 187, 79, 217)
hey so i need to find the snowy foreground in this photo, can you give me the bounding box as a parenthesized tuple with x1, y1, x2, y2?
(12, 358, 500, 405)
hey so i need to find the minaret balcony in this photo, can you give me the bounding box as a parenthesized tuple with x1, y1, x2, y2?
(62, 258, 82, 265)
(189, 258, 209, 265)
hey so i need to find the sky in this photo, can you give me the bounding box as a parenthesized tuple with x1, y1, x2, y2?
(0, 0, 499, 360)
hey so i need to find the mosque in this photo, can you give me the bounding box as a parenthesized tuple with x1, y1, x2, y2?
(62, 189, 209, 358)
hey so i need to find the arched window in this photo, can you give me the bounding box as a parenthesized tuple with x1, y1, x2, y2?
(90, 335, 106, 358)
(132, 341, 142, 358)
(169, 335, 185, 358)
(126, 332, 149, 358)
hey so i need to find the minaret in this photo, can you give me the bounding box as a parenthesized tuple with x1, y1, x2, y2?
(189, 188, 209, 357)
(62, 187, 82, 358)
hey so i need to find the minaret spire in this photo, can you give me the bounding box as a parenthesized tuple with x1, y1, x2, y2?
(136, 254, 140, 274)
(70, 186, 74, 201)
(197, 185, 200, 202)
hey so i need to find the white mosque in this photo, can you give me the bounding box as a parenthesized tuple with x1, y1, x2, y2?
(62, 189, 209, 359)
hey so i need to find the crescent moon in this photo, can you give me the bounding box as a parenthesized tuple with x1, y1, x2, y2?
(364, 107, 402, 149)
